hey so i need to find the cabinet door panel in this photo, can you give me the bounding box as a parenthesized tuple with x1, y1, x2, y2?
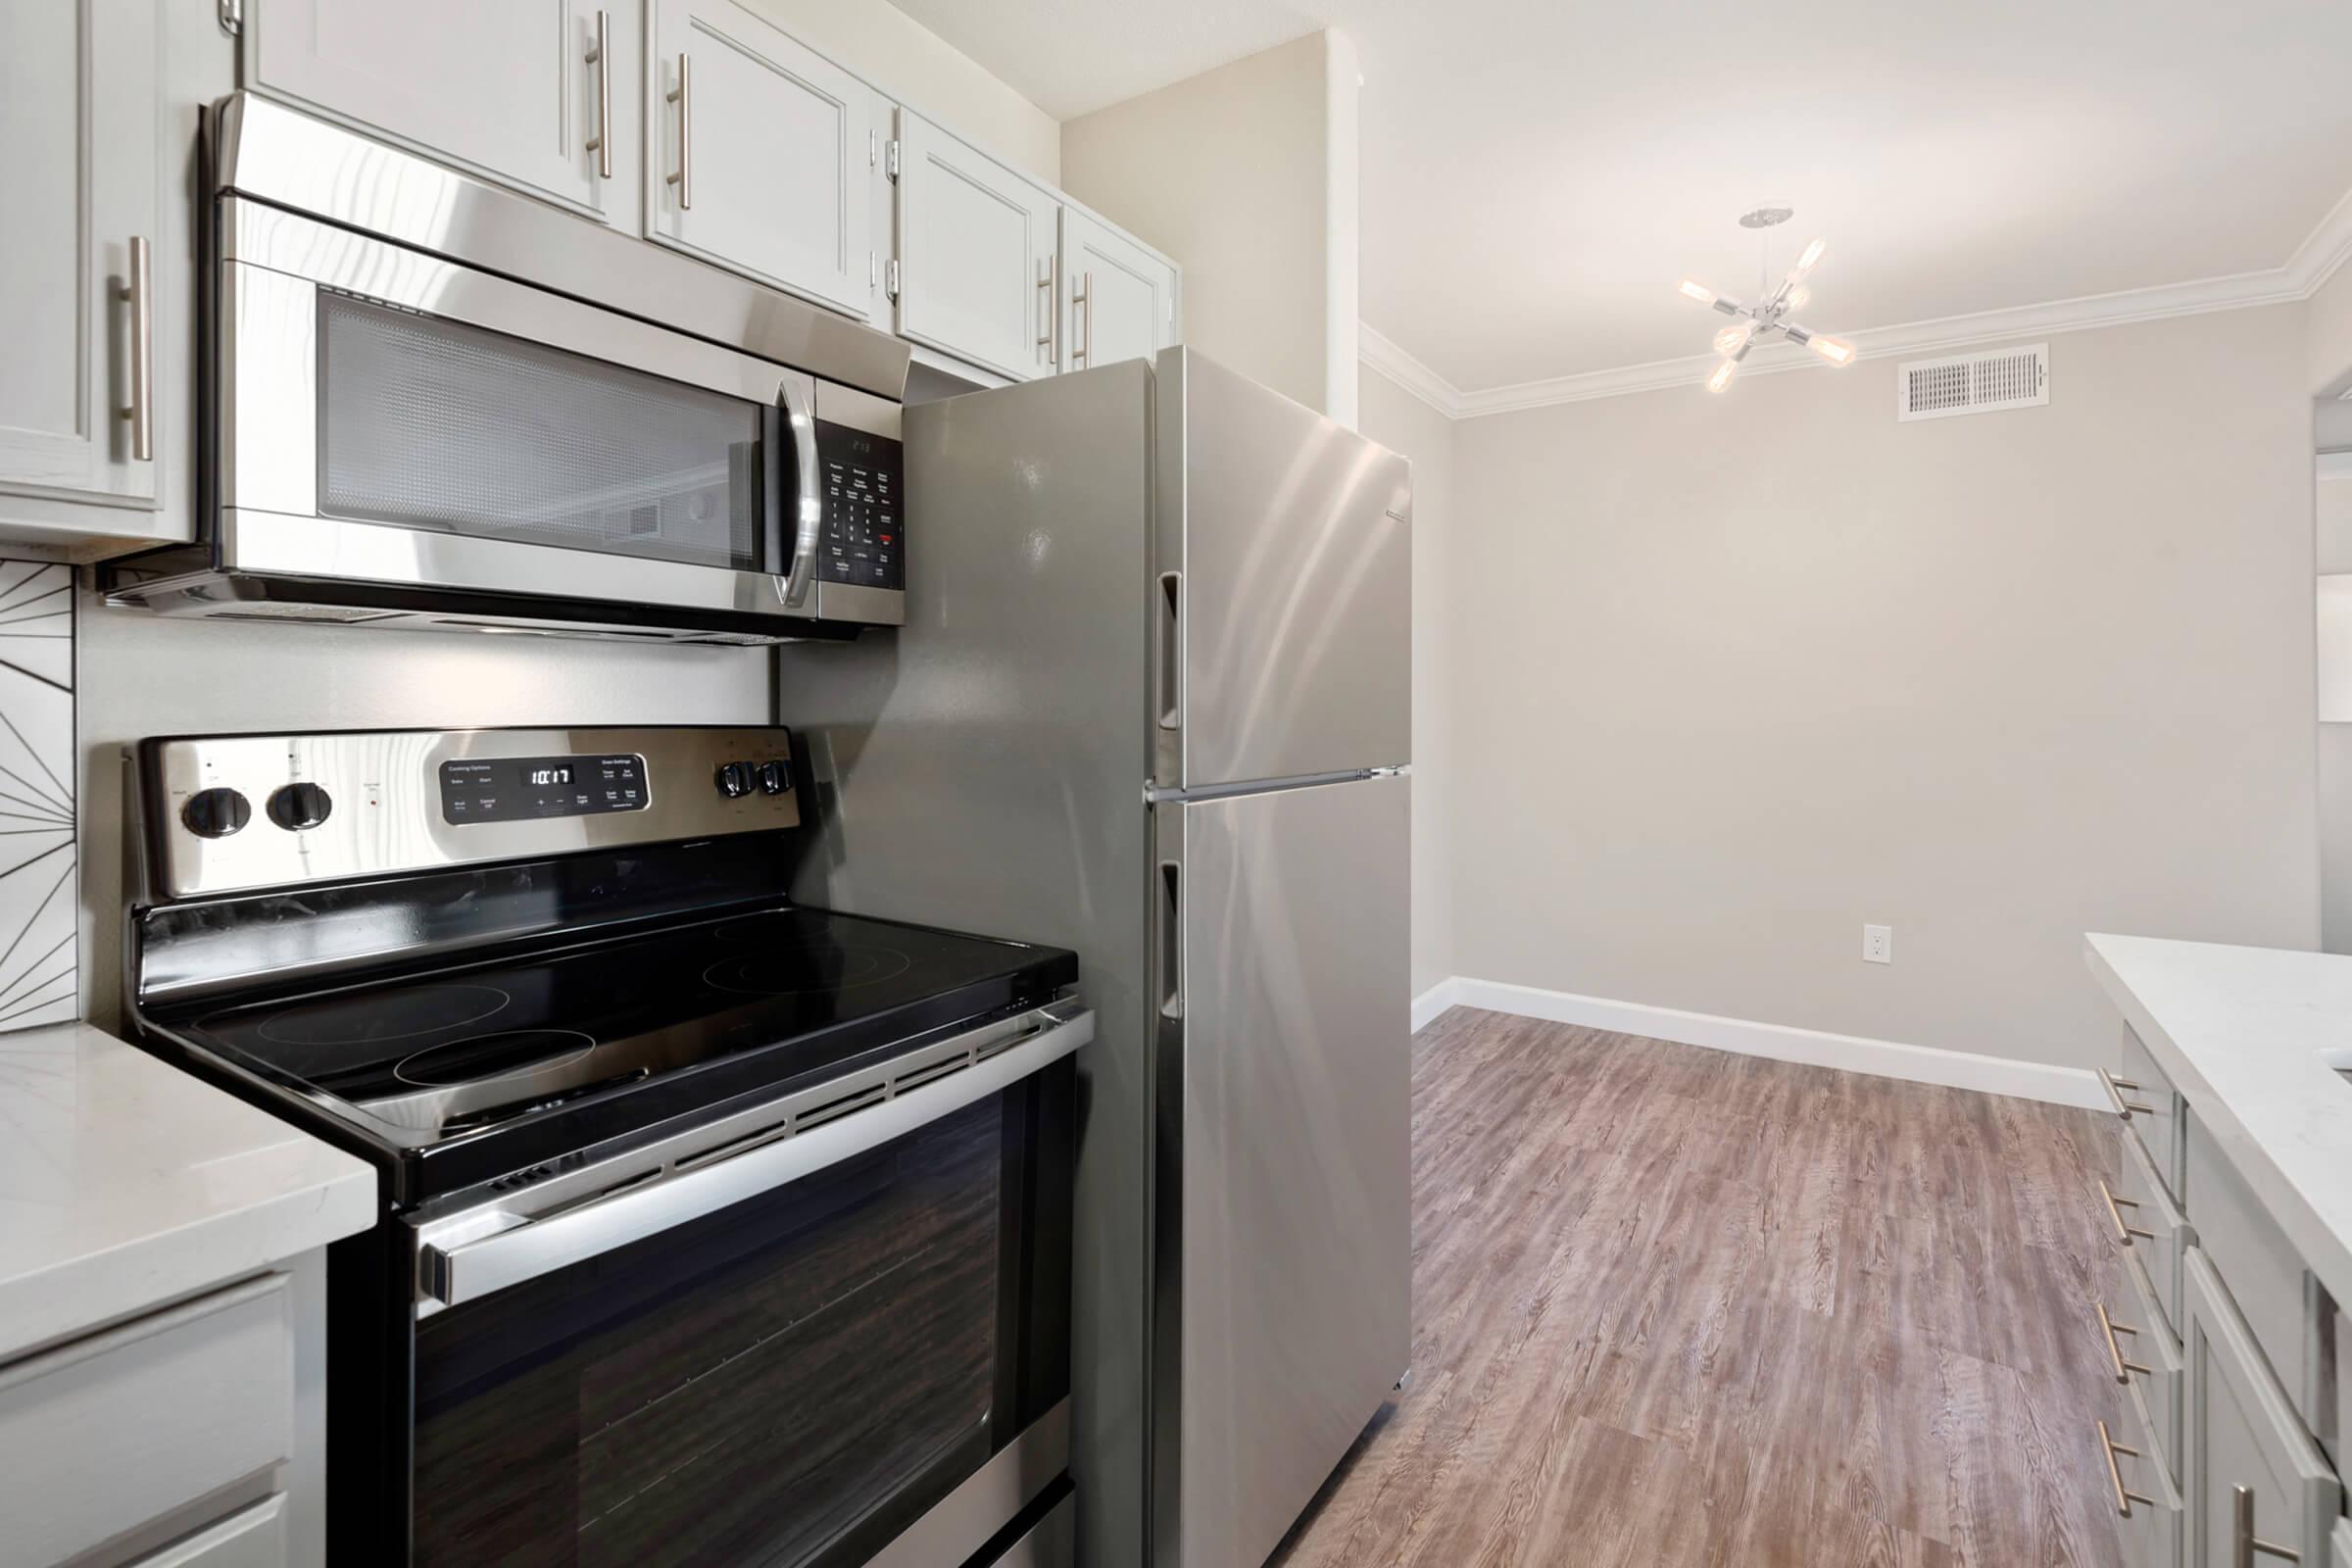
(0, 0, 159, 505)
(649, 0, 870, 318)
(251, 0, 627, 223)
(1061, 208, 1178, 374)
(896, 111, 1057, 380)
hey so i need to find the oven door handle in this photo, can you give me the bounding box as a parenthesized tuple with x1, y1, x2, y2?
(414, 1001, 1092, 1309)
(777, 375, 823, 612)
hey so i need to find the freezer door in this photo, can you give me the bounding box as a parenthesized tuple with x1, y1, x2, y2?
(1155, 350, 1412, 790)
(1152, 772, 1410, 1568)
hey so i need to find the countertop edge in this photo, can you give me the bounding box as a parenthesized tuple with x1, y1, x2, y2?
(2082, 934, 2352, 1314)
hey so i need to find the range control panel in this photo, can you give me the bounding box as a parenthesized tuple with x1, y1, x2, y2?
(141, 727, 801, 900)
(438, 754, 647, 824)
(815, 417, 904, 592)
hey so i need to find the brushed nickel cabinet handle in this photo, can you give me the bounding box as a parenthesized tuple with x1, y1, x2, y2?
(117, 235, 152, 462)
(1083, 269, 1095, 366)
(2096, 1420, 2155, 1518)
(665, 53, 692, 210)
(1036, 255, 1054, 362)
(2234, 1485, 2300, 1564)
(1069, 270, 1092, 366)
(2098, 1178, 2155, 1246)
(584, 10, 612, 179)
(2098, 1067, 2155, 1118)
(2094, 1300, 2150, 1383)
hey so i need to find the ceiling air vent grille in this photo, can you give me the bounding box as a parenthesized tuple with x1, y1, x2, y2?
(1898, 344, 2048, 421)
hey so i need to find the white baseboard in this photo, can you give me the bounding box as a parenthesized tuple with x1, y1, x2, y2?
(1412, 974, 2109, 1112)
(1409, 977, 1462, 1034)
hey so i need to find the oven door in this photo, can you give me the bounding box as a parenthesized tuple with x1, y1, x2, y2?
(217, 196, 901, 631)
(402, 1004, 1085, 1568)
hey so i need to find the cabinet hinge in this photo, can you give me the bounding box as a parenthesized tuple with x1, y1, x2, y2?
(885, 258, 901, 302)
(218, 0, 242, 35)
(885, 139, 902, 181)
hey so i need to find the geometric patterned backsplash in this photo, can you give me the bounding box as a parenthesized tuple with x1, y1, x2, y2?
(0, 561, 75, 1032)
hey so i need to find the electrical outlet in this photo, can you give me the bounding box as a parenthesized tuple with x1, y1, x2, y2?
(1862, 924, 1892, 964)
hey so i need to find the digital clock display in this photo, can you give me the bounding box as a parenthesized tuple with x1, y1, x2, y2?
(438, 754, 646, 824)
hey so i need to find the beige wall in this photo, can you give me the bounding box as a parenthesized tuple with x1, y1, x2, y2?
(1061, 32, 1359, 422)
(1359, 366, 1455, 994)
(741, 0, 1059, 181)
(1438, 306, 2318, 1072)
(2318, 472, 2352, 954)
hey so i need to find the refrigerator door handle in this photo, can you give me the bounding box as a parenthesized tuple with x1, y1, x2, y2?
(1155, 571, 1183, 731)
(1156, 859, 1184, 1017)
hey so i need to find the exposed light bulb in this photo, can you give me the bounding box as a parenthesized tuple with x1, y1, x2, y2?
(1705, 359, 1738, 393)
(1808, 335, 1856, 367)
(1677, 279, 1717, 306)
(1794, 237, 1827, 274)
(1786, 284, 1811, 309)
(1712, 322, 1754, 357)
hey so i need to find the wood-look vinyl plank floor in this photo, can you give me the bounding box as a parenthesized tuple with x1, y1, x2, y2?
(1271, 1007, 2126, 1568)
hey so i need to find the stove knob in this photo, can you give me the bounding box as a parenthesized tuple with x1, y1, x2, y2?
(181, 786, 252, 839)
(715, 761, 754, 799)
(758, 760, 791, 796)
(266, 781, 333, 831)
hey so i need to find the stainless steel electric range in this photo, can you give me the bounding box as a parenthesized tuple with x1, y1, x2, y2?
(121, 726, 1089, 1568)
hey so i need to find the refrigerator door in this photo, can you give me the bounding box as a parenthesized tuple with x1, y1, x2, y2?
(1154, 350, 1412, 791)
(1152, 772, 1410, 1568)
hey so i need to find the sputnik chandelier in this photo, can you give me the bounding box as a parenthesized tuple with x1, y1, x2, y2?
(1676, 205, 1855, 392)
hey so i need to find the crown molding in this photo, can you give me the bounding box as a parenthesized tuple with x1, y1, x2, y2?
(1358, 324, 1466, 418)
(1364, 178, 2352, 420)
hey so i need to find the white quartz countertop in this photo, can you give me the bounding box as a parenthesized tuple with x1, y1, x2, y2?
(0, 1022, 375, 1363)
(2084, 933, 2352, 1310)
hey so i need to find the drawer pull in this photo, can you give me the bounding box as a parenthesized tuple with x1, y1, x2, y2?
(2232, 1485, 2300, 1565)
(2094, 1300, 2151, 1383)
(2099, 1177, 2156, 1246)
(2098, 1066, 2156, 1119)
(2096, 1419, 2158, 1518)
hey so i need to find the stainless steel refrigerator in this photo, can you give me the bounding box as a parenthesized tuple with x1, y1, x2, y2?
(778, 349, 1411, 1568)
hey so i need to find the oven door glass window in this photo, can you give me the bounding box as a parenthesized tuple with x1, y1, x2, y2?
(318, 291, 773, 572)
(412, 1081, 1066, 1568)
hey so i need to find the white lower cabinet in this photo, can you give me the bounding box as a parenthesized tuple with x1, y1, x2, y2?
(2181, 1249, 2341, 1568)
(0, 1273, 293, 1566)
(893, 110, 1059, 381)
(1060, 207, 1180, 374)
(647, 0, 872, 318)
(2108, 1380, 2183, 1568)
(128, 1495, 288, 1568)
(0, 0, 160, 515)
(248, 0, 637, 228)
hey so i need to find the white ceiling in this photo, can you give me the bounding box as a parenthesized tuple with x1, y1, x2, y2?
(891, 0, 2352, 394)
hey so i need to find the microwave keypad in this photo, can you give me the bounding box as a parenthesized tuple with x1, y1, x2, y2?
(815, 419, 904, 593)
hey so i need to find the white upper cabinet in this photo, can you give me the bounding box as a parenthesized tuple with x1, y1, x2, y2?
(249, 0, 638, 228)
(1060, 207, 1180, 374)
(893, 111, 1060, 381)
(648, 0, 871, 319)
(0, 0, 161, 512)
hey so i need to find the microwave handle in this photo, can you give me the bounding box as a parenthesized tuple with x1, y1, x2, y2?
(413, 1001, 1092, 1309)
(778, 377, 823, 611)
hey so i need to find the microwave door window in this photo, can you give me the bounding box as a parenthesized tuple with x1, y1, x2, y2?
(318, 293, 767, 573)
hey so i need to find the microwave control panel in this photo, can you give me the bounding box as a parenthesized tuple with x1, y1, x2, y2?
(815, 418, 904, 593)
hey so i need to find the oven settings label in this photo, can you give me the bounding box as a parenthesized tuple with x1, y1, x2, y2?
(439, 755, 648, 824)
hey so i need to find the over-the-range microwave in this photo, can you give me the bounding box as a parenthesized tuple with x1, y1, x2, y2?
(103, 94, 911, 644)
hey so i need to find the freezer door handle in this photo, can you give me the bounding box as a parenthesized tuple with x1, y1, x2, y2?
(1155, 571, 1183, 731)
(1157, 858, 1183, 1018)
